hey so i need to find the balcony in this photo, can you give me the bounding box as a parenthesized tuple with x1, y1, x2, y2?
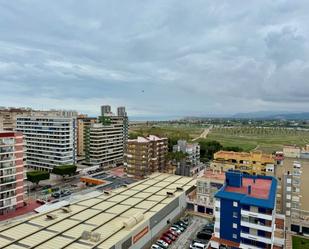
(241, 210, 273, 221)
(240, 220, 273, 232)
(240, 232, 272, 244)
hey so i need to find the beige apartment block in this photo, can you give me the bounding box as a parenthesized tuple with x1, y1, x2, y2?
(125, 135, 168, 178)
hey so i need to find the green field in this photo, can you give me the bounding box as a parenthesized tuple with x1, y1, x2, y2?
(130, 124, 309, 153)
(292, 236, 309, 249)
(206, 127, 309, 153)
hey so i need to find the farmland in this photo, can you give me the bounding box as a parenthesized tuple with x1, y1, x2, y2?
(207, 127, 309, 153)
(130, 123, 309, 153)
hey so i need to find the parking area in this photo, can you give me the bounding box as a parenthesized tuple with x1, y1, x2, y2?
(151, 215, 212, 249)
(169, 216, 210, 249)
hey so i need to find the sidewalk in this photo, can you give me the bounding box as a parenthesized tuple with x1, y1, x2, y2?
(0, 200, 42, 222)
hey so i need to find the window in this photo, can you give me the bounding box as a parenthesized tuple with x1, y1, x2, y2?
(233, 234, 237, 239)
(233, 201, 238, 207)
(233, 223, 237, 229)
(215, 207, 220, 212)
(233, 212, 238, 218)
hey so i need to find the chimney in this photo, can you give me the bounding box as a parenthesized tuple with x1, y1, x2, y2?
(248, 185, 252, 195)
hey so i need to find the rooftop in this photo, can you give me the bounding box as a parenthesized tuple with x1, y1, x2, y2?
(215, 171, 277, 209)
(200, 170, 225, 182)
(0, 173, 195, 249)
(225, 178, 272, 199)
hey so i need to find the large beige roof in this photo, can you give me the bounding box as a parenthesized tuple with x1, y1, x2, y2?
(0, 173, 195, 249)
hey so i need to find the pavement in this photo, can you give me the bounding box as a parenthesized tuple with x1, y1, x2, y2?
(169, 216, 209, 249)
(0, 200, 42, 222)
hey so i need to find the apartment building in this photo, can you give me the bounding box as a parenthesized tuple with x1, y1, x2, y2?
(0, 108, 31, 131)
(76, 115, 97, 157)
(0, 132, 25, 215)
(211, 150, 275, 176)
(83, 106, 128, 168)
(125, 135, 168, 178)
(84, 122, 124, 168)
(281, 161, 302, 217)
(16, 112, 77, 171)
(283, 145, 301, 158)
(210, 171, 285, 249)
(187, 170, 225, 215)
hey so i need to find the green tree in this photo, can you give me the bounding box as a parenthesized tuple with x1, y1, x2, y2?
(222, 146, 244, 152)
(166, 151, 187, 162)
(199, 140, 223, 161)
(27, 171, 50, 188)
(52, 165, 77, 178)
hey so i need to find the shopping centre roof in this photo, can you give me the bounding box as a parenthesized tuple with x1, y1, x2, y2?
(0, 173, 195, 249)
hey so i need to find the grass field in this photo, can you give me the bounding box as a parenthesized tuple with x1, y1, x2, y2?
(130, 124, 309, 153)
(292, 236, 309, 249)
(206, 127, 309, 153)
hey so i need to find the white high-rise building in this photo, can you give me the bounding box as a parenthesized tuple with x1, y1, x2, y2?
(16, 114, 77, 171)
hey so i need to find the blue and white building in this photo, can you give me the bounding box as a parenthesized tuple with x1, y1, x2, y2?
(210, 171, 285, 249)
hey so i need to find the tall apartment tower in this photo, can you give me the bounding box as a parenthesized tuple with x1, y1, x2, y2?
(125, 135, 168, 178)
(0, 132, 25, 215)
(16, 113, 77, 171)
(210, 171, 285, 249)
(101, 105, 111, 116)
(76, 115, 97, 157)
(282, 161, 302, 217)
(117, 106, 127, 117)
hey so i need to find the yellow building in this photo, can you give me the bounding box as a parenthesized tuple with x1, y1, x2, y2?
(211, 150, 275, 175)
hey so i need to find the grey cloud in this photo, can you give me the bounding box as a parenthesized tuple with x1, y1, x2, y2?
(0, 0, 309, 116)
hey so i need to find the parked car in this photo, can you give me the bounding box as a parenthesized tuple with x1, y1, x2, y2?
(163, 232, 176, 241)
(151, 244, 163, 249)
(190, 241, 207, 249)
(172, 224, 185, 232)
(51, 192, 60, 198)
(190, 240, 205, 249)
(175, 221, 187, 229)
(167, 229, 179, 237)
(160, 236, 172, 245)
(169, 227, 182, 235)
(180, 217, 189, 225)
(156, 240, 169, 249)
(196, 231, 212, 241)
(42, 184, 52, 190)
(36, 199, 46, 204)
(60, 190, 72, 197)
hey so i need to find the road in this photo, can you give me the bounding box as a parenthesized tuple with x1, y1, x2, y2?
(169, 216, 208, 249)
(192, 126, 213, 141)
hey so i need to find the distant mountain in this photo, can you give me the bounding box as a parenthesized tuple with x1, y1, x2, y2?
(232, 111, 309, 120)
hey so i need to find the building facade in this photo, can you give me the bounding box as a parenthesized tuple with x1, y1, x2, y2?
(283, 145, 301, 158)
(210, 171, 285, 249)
(211, 151, 275, 176)
(0, 132, 25, 215)
(83, 106, 128, 168)
(0, 108, 31, 131)
(125, 135, 168, 178)
(16, 114, 77, 171)
(76, 115, 97, 157)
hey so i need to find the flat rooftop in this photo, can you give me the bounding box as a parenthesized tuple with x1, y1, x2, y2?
(215, 171, 277, 209)
(225, 178, 272, 199)
(0, 173, 195, 249)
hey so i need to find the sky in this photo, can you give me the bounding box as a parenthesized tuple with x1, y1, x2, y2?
(0, 0, 309, 119)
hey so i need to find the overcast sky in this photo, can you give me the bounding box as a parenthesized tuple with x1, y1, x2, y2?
(0, 0, 309, 118)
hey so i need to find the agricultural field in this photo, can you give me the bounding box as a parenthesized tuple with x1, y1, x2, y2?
(130, 123, 309, 153)
(206, 127, 309, 153)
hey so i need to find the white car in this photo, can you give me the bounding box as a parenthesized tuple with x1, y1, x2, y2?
(170, 226, 182, 234)
(156, 239, 169, 248)
(151, 244, 163, 249)
(191, 242, 206, 249)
